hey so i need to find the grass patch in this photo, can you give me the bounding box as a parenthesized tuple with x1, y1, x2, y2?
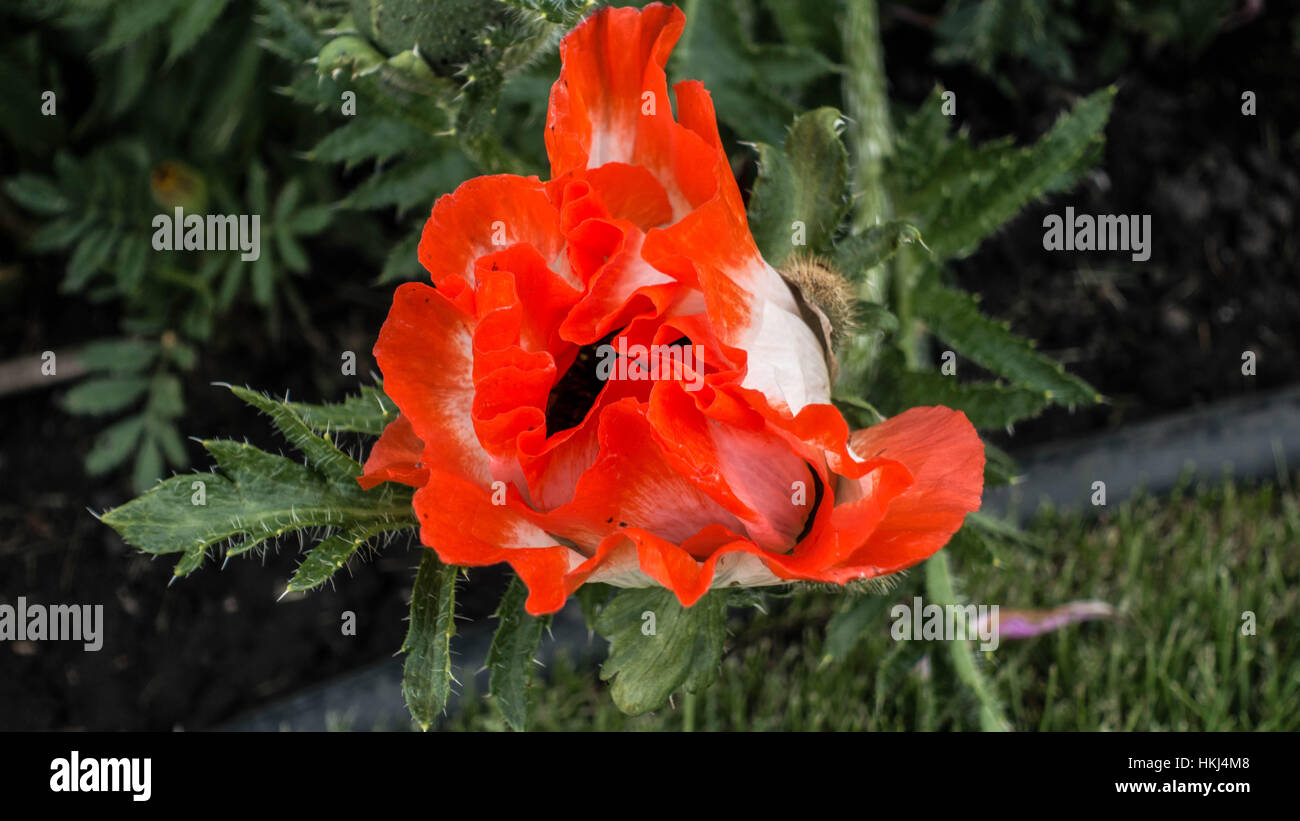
(445, 476, 1300, 731)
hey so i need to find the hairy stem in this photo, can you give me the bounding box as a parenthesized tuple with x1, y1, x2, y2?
(842, 0, 923, 378)
(845, 0, 893, 235)
(925, 551, 1009, 731)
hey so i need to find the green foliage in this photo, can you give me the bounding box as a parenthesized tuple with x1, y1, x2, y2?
(924, 550, 1008, 731)
(830, 82, 1111, 440)
(259, 0, 575, 281)
(594, 588, 727, 715)
(403, 552, 459, 731)
(982, 441, 1020, 487)
(833, 221, 923, 282)
(67, 337, 190, 492)
(670, 0, 837, 145)
(933, 0, 1082, 84)
(872, 350, 1052, 431)
(3, 0, 343, 488)
(889, 85, 1115, 262)
(933, 0, 1236, 88)
(821, 590, 893, 665)
(287, 386, 397, 437)
(746, 107, 850, 266)
(99, 385, 415, 579)
(486, 576, 550, 731)
(913, 277, 1101, 408)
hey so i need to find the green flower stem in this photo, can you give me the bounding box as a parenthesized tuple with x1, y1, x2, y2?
(842, 0, 923, 376)
(924, 551, 1010, 731)
(844, 0, 892, 236)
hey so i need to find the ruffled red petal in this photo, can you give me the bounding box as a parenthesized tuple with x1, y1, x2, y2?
(838, 406, 985, 575)
(418, 174, 568, 295)
(546, 4, 720, 219)
(357, 413, 427, 490)
(411, 471, 582, 615)
(372, 282, 491, 488)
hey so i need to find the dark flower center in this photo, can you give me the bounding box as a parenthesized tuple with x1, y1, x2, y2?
(545, 333, 616, 435)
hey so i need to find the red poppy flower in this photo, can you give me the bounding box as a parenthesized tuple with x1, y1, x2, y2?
(360, 3, 984, 615)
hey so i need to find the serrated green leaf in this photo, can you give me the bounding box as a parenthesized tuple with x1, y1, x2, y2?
(247, 161, 269, 215)
(113, 232, 150, 293)
(86, 415, 147, 475)
(671, 0, 834, 145)
(966, 510, 1042, 551)
(948, 518, 1002, 566)
(132, 437, 164, 494)
(821, 591, 893, 665)
(101, 438, 414, 576)
(747, 107, 850, 266)
(983, 440, 1019, 487)
(64, 228, 118, 292)
(891, 86, 1114, 260)
(30, 215, 94, 252)
(834, 221, 924, 281)
(287, 520, 407, 592)
(163, 338, 198, 370)
(306, 116, 430, 170)
(80, 338, 158, 373)
(273, 179, 302, 227)
(595, 587, 726, 715)
(873, 356, 1050, 430)
(832, 392, 886, 429)
(196, 38, 262, 156)
(276, 231, 309, 273)
(377, 227, 422, 284)
(288, 204, 333, 236)
(167, 0, 230, 63)
(913, 279, 1100, 408)
(342, 153, 472, 212)
(4, 174, 70, 215)
(151, 418, 189, 467)
(500, 0, 592, 25)
(285, 386, 396, 437)
(148, 374, 185, 419)
(217, 257, 245, 309)
(576, 582, 613, 631)
(251, 253, 274, 307)
(402, 552, 458, 731)
(100, 0, 184, 54)
(486, 575, 549, 731)
(61, 375, 150, 416)
(933, 0, 1081, 84)
(229, 385, 362, 486)
(224, 533, 275, 559)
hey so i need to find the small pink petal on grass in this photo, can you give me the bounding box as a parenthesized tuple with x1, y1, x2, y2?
(985, 600, 1115, 640)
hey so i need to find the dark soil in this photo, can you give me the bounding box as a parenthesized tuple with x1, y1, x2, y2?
(2, 2, 1296, 731)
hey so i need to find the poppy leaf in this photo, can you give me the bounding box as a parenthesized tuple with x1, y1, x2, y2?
(228, 385, 362, 487)
(402, 552, 458, 731)
(285, 386, 397, 437)
(747, 107, 851, 266)
(911, 280, 1101, 409)
(486, 575, 549, 731)
(890, 85, 1114, 261)
(595, 588, 727, 716)
(101, 438, 415, 578)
